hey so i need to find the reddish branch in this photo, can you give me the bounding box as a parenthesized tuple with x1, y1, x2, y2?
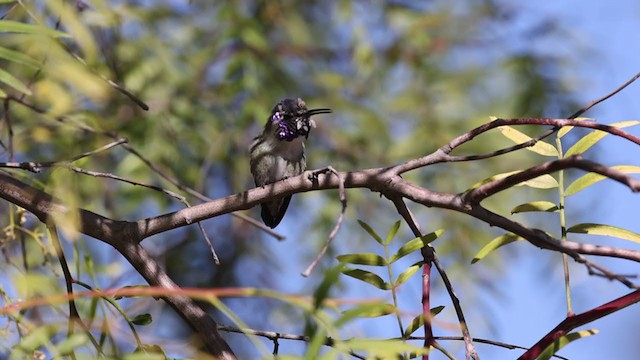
(519, 289, 640, 359)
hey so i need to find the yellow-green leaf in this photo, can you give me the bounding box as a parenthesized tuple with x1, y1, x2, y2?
(54, 333, 89, 355)
(469, 171, 557, 190)
(394, 261, 422, 286)
(498, 126, 558, 156)
(339, 303, 396, 322)
(0, 46, 41, 68)
(403, 306, 445, 337)
(336, 253, 387, 266)
(384, 220, 401, 245)
(565, 121, 640, 157)
(472, 233, 523, 263)
(342, 268, 390, 290)
(565, 165, 640, 196)
(389, 229, 444, 263)
(16, 325, 59, 351)
(358, 220, 384, 245)
(537, 329, 598, 360)
(0, 20, 68, 37)
(567, 223, 640, 244)
(511, 201, 559, 214)
(521, 174, 558, 189)
(0, 68, 32, 95)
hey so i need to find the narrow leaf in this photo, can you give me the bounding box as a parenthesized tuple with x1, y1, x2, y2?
(384, 220, 401, 245)
(567, 223, 640, 244)
(0, 46, 41, 69)
(557, 126, 574, 138)
(341, 339, 430, 357)
(16, 325, 59, 351)
(537, 329, 599, 360)
(336, 253, 387, 266)
(565, 165, 640, 196)
(338, 303, 396, 323)
(403, 306, 445, 337)
(54, 333, 89, 355)
(131, 313, 153, 326)
(498, 126, 558, 156)
(472, 234, 523, 264)
(342, 268, 390, 290)
(565, 121, 640, 156)
(511, 201, 559, 214)
(394, 261, 422, 287)
(389, 229, 444, 264)
(521, 174, 558, 189)
(358, 220, 384, 245)
(0, 68, 32, 95)
(0, 20, 68, 37)
(469, 171, 557, 190)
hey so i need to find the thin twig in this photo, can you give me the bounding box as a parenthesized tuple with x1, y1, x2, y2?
(66, 165, 187, 203)
(46, 225, 101, 354)
(0, 138, 128, 172)
(568, 71, 640, 119)
(217, 324, 366, 360)
(67, 51, 149, 111)
(302, 166, 347, 277)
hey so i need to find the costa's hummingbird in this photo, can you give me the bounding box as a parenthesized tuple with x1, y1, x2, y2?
(249, 98, 331, 228)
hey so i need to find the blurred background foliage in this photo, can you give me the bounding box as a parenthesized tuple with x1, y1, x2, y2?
(0, 0, 583, 357)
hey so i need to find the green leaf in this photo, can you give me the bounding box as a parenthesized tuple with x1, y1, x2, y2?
(313, 263, 345, 309)
(537, 329, 598, 360)
(384, 220, 401, 245)
(340, 339, 430, 357)
(336, 253, 387, 266)
(338, 303, 396, 324)
(557, 126, 573, 138)
(358, 220, 384, 245)
(15, 325, 59, 351)
(565, 121, 640, 156)
(389, 229, 444, 264)
(472, 233, 523, 264)
(54, 333, 89, 355)
(521, 174, 559, 189)
(511, 201, 559, 214)
(0, 68, 32, 95)
(342, 268, 390, 290)
(498, 126, 558, 156)
(394, 261, 422, 286)
(403, 306, 445, 337)
(131, 313, 153, 326)
(565, 165, 640, 196)
(567, 223, 640, 244)
(0, 20, 69, 37)
(469, 171, 557, 190)
(0, 46, 41, 69)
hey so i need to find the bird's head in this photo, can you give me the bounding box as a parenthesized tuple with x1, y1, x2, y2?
(265, 98, 331, 141)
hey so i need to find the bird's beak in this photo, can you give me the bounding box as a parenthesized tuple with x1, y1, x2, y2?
(305, 108, 332, 117)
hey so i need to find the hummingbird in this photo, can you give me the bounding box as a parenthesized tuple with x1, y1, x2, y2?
(249, 98, 331, 228)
